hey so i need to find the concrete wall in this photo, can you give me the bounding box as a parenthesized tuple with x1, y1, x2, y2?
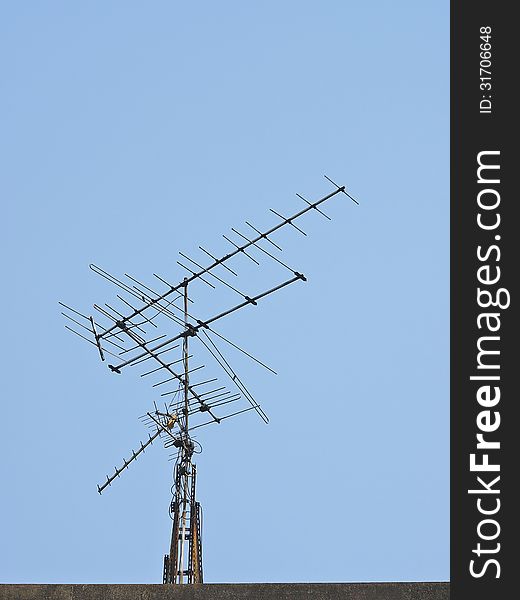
(0, 583, 449, 600)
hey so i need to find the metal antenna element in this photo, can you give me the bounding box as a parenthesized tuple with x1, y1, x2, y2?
(60, 175, 358, 584)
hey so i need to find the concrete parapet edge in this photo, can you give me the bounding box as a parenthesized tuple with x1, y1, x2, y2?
(0, 582, 449, 600)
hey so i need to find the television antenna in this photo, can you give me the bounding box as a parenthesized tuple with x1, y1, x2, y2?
(60, 175, 358, 584)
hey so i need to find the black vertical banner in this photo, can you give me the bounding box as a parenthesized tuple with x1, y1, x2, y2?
(451, 2, 516, 599)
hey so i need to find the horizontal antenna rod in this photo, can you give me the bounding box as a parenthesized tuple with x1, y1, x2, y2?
(108, 274, 304, 372)
(188, 406, 259, 432)
(94, 185, 347, 341)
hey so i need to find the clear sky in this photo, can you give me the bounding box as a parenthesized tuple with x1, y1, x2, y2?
(0, 1, 449, 584)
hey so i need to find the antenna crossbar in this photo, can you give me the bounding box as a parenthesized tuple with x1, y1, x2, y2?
(108, 274, 304, 374)
(94, 185, 346, 341)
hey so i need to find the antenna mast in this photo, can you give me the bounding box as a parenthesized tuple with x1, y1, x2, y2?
(163, 278, 203, 584)
(60, 175, 358, 583)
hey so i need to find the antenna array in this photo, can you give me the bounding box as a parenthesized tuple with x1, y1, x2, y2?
(60, 175, 358, 583)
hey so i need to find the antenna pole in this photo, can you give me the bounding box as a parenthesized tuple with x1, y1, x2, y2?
(183, 279, 190, 434)
(179, 280, 189, 584)
(164, 279, 203, 584)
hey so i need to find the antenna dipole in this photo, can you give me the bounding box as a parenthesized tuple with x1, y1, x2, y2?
(60, 175, 358, 583)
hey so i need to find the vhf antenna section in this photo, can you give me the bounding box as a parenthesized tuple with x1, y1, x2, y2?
(87, 180, 355, 344)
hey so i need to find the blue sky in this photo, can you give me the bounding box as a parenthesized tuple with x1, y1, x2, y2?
(0, 1, 449, 584)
